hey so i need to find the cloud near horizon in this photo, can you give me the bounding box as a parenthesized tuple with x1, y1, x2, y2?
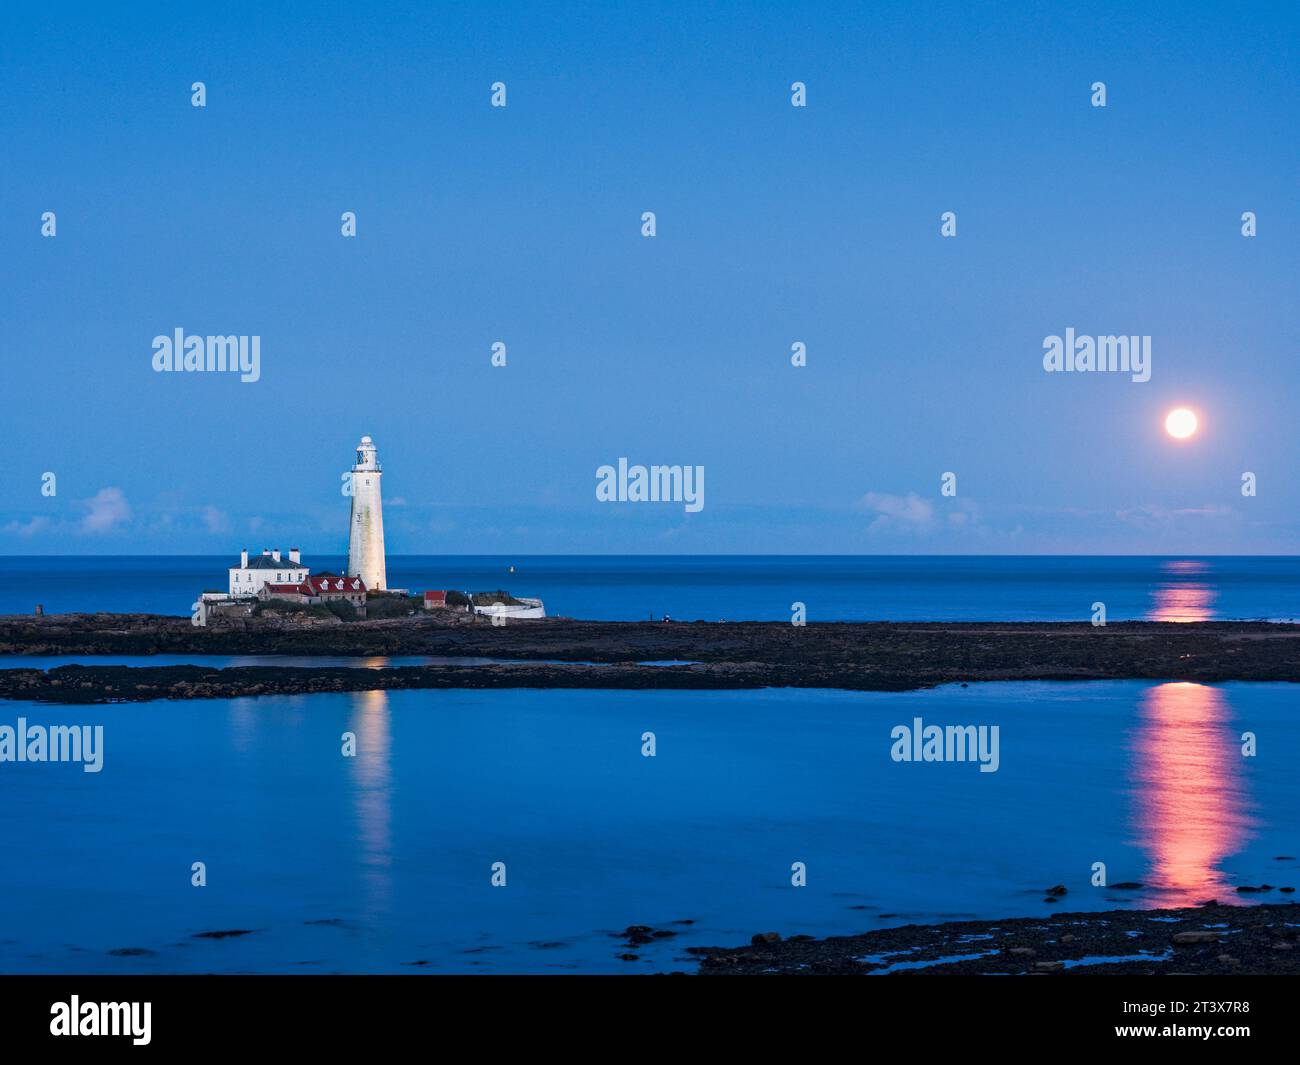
(860, 492, 935, 533)
(3, 515, 51, 538)
(80, 488, 132, 534)
(859, 491, 989, 539)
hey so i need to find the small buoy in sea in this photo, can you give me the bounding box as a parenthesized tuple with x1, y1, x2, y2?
(509, 565, 515, 573)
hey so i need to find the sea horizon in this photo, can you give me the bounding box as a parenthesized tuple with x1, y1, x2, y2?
(4, 552, 1299, 558)
(4, 555, 1298, 623)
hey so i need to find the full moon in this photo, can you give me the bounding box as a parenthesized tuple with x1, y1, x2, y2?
(1165, 408, 1198, 439)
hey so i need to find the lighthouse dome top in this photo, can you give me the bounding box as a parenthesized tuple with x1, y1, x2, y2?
(353, 435, 381, 472)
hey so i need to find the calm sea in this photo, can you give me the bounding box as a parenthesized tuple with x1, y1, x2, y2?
(0, 681, 1295, 974)
(0, 556, 1297, 974)
(0, 555, 1297, 621)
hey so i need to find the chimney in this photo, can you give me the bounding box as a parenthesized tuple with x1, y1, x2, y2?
(262, 549, 271, 557)
(240, 549, 248, 568)
(289, 548, 301, 565)
(272, 549, 282, 562)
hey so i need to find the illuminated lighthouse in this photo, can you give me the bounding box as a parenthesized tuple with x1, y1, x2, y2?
(347, 435, 387, 591)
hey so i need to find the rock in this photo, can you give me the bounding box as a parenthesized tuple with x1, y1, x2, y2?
(1172, 931, 1220, 945)
(1281, 887, 1295, 893)
(618, 953, 640, 961)
(1235, 885, 1273, 893)
(751, 932, 781, 945)
(1045, 885, 1068, 895)
(651, 930, 677, 939)
(789, 934, 815, 942)
(10, 617, 1294, 704)
(193, 929, 255, 939)
(622, 925, 653, 935)
(1043, 896, 1059, 903)
(688, 900, 1300, 975)
(1272, 942, 1293, 951)
(1111, 882, 1144, 890)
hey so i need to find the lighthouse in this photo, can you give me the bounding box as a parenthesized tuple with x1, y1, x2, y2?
(347, 435, 387, 591)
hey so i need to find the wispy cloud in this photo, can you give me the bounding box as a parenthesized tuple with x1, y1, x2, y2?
(3, 515, 51, 538)
(860, 491, 934, 533)
(1114, 503, 1235, 532)
(201, 505, 230, 534)
(81, 487, 132, 534)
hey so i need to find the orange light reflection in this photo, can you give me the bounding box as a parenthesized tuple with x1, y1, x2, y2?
(1149, 560, 1215, 621)
(1129, 682, 1254, 907)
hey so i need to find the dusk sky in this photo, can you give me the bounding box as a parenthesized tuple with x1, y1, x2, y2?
(1, 1, 1296, 555)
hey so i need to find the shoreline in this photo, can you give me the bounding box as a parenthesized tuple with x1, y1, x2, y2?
(683, 900, 1300, 975)
(1, 614, 1299, 702)
(4, 662, 1300, 705)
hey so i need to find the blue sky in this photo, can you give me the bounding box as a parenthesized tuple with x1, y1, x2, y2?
(1, 1, 1296, 555)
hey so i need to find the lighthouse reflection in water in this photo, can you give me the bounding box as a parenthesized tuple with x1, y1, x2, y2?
(1129, 682, 1255, 906)
(349, 690, 393, 920)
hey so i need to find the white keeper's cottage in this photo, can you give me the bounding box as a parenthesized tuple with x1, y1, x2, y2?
(229, 548, 310, 598)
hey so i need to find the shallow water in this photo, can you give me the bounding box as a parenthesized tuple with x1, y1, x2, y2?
(0, 680, 1295, 973)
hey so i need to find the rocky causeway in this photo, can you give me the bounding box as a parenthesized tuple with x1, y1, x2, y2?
(1, 613, 1299, 703)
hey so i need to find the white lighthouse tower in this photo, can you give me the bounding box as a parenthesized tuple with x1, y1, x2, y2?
(347, 435, 387, 591)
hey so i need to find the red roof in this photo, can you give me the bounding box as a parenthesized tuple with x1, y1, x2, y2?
(308, 574, 366, 594)
(424, 590, 447, 603)
(263, 582, 312, 595)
